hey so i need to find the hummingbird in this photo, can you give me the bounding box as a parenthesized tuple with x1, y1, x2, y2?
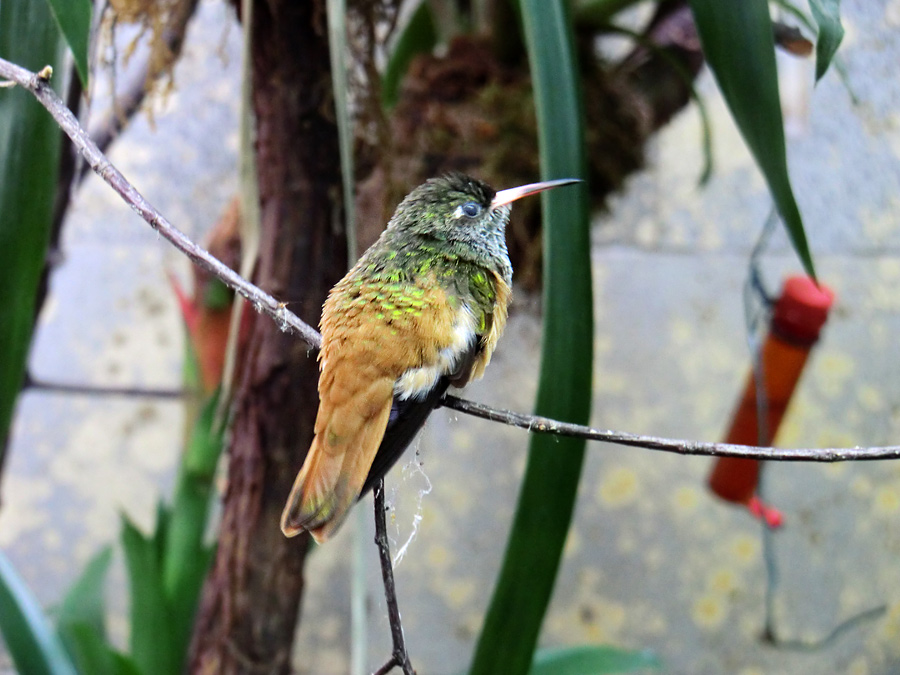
(281, 172, 579, 542)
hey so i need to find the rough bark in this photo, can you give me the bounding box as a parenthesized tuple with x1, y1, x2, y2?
(188, 1, 346, 673)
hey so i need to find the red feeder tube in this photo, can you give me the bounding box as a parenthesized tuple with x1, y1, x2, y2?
(708, 276, 835, 526)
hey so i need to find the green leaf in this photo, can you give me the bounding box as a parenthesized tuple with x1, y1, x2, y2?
(161, 392, 223, 669)
(770, 0, 857, 102)
(0, 0, 65, 472)
(0, 550, 77, 675)
(469, 2, 592, 674)
(56, 546, 112, 654)
(202, 277, 233, 311)
(45, 0, 92, 86)
(60, 622, 143, 675)
(110, 651, 145, 675)
(688, 0, 816, 279)
(153, 499, 170, 561)
(57, 546, 111, 637)
(530, 646, 661, 675)
(382, 1, 438, 109)
(121, 517, 178, 675)
(808, 0, 843, 82)
(58, 623, 112, 675)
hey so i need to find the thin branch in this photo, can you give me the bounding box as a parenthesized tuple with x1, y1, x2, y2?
(24, 373, 187, 399)
(0, 57, 322, 352)
(3, 57, 899, 466)
(442, 395, 900, 462)
(373, 480, 415, 675)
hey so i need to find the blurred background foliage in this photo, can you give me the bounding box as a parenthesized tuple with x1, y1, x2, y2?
(0, 0, 848, 673)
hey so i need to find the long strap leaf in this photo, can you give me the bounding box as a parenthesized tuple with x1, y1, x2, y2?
(689, 0, 816, 279)
(0, 550, 77, 675)
(0, 0, 65, 469)
(469, 1, 592, 673)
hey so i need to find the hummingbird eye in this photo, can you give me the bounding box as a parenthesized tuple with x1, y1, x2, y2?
(460, 202, 482, 218)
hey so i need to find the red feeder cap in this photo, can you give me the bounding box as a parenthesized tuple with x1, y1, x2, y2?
(772, 276, 836, 344)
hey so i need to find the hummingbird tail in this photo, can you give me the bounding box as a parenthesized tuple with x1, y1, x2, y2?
(280, 437, 344, 541)
(281, 376, 395, 543)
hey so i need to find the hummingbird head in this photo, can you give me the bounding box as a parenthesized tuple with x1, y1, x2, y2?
(386, 173, 580, 275)
(387, 173, 500, 240)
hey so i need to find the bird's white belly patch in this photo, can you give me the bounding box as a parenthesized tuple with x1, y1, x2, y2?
(394, 303, 478, 400)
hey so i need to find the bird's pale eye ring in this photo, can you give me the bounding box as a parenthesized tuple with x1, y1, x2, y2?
(460, 202, 482, 218)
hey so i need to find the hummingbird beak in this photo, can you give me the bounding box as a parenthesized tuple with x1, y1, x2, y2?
(491, 178, 581, 209)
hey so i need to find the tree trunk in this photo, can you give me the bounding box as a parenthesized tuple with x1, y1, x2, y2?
(189, 1, 345, 672)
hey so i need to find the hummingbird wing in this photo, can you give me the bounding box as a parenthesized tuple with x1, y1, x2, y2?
(360, 268, 512, 497)
(359, 321, 487, 497)
(359, 377, 451, 497)
(281, 274, 466, 542)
